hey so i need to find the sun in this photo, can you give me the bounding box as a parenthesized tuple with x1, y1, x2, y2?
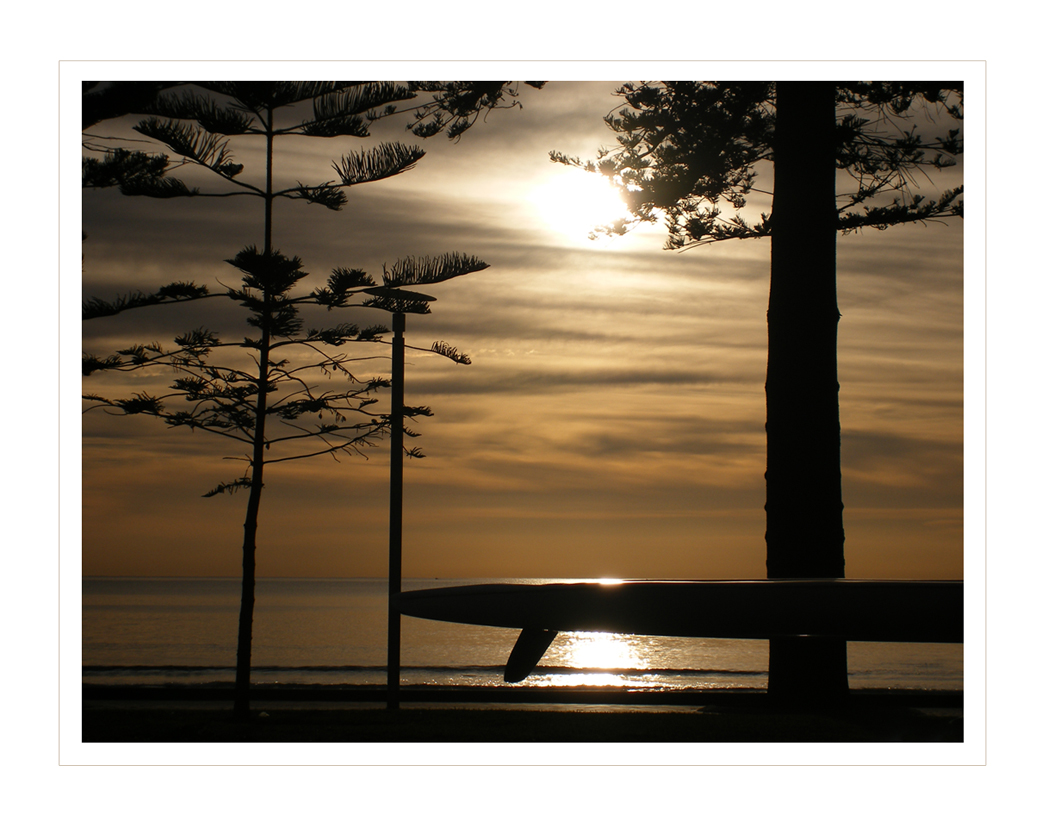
(530, 169, 629, 241)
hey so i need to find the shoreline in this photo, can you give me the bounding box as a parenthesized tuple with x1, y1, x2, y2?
(80, 684, 963, 742)
(83, 681, 963, 707)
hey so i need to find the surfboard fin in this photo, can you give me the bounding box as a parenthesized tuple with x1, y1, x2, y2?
(504, 628, 558, 683)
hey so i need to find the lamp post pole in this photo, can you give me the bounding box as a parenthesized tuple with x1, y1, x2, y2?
(387, 311, 405, 711)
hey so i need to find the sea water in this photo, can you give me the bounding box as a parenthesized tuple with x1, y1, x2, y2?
(81, 577, 963, 692)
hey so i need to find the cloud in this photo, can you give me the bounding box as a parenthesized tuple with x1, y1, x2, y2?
(78, 80, 965, 579)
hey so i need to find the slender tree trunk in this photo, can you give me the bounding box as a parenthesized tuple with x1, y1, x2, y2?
(234, 300, 271, 719)
(233, 105, 276, 719)
(234, 458, 262, 717)
(765, 81, 848, 702)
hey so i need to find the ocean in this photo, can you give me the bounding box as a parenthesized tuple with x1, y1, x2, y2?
(82, 577, 963, 692)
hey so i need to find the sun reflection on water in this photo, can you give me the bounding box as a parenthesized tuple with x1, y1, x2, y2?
(532, 631, 661, 688)
(564, 632, 641, 670)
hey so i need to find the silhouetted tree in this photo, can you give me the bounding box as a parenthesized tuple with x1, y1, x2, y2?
(554, 81, 962, 701)
(81, 81, 537, 717)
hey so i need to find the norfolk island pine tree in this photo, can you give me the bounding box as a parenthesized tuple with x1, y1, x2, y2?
(82, 81, 543, 717)
(553, 81, 962, 702)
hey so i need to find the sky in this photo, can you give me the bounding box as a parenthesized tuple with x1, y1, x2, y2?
(79, 76, 966, 580)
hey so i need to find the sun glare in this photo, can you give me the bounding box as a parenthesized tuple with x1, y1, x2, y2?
(563, 632, 644, 671)
(530, 169, 629, 241)
(531, 632, 655, 688)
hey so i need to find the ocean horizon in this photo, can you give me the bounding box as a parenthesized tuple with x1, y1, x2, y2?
(82, 576, 963, 693)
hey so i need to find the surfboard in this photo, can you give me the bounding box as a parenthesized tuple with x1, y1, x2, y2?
(394, 579, 963, 644)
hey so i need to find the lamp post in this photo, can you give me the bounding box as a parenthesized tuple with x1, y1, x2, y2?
(367, 287, 436, 712)
(359, 255, 488, 712)
(387, 311, 405, 710)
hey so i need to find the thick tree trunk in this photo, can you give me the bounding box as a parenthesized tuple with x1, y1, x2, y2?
(765, 81, 848, 702)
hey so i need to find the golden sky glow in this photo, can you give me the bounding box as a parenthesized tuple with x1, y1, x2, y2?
(79, 79, 965, 580)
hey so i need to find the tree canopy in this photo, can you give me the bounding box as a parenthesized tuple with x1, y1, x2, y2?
(81, 79, 518, 716)
(552, 81, 962, 249)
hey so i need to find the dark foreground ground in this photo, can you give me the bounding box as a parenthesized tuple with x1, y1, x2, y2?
(81, 686, 963, 743)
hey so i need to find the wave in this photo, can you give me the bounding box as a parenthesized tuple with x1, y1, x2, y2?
(82, 663, 766, 677)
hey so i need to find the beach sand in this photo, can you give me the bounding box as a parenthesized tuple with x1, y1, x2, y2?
(81, 686, 963, 743)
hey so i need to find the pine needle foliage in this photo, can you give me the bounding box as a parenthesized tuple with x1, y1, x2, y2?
(381, 253, 490, 288)
(84, 250, 399, 478)
(82, 147, 172, 190)
(553, 81, 962, 249)
(83, 81, 546, 211)
(405, 82, 547, 139)
(332, 143, 426, 188)
(84, 246, 487, 482)
(82, 281, 212, 320)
